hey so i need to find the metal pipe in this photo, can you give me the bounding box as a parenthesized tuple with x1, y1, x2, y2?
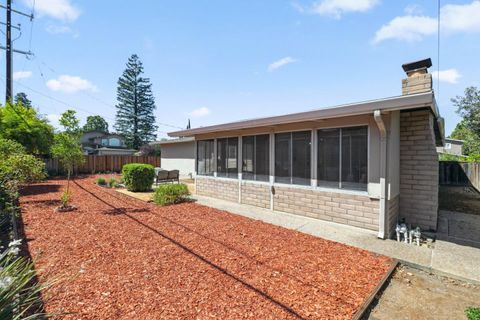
(374, 110, 388, 239)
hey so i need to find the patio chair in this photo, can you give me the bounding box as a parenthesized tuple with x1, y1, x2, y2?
(156, 170, 169, 185)
(167, 170, 179, 183)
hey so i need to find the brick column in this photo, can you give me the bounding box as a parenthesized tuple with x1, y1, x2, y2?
(399, 109, 439, 231)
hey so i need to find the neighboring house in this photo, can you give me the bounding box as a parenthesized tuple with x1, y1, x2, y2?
(437, 138, 463, 156)
(151, 137, 195, 178)
(80, 131, 137, 156)
(169, 59, 445, 239)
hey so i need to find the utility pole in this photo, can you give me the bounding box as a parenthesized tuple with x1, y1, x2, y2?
(0, 0, 34, 102)
(5, 0, 12, 101)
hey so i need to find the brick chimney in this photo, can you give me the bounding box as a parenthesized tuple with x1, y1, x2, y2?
(401, 58, 432, 95)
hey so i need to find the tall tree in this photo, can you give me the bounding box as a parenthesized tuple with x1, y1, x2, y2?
(114, 54, 157, 149)
(452, 86, 480, 138)
(14, 92, 32, 108)
(83, 115, 109, 133)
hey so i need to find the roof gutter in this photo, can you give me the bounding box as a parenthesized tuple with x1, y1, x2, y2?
(374, 110, 388, 240)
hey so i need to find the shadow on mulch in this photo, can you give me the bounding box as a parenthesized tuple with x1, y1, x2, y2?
(21, 184, 61, 196)
(74, 180, 307, 319)
(16, 207, 48, 318)
(22, 199, 61, 207)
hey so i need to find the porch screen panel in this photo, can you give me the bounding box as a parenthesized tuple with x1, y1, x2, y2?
(317, 129, 340, 188)
(341, 127, 368, 190)
(217, 138, 227, 177)
(255, 134, 270, 181)
(242, 134, 270, 182)
(292, 131, 311, 185)
(197, 140, 214, 176)
(274, 133, 291, 184)
(227, 138, 238, 178)
(217, 137, 238, 178)
(242, 136, 255, 180)
(317, 126, 368, 190)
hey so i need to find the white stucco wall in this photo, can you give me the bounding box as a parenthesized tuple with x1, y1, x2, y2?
(160, 141, 195, 178)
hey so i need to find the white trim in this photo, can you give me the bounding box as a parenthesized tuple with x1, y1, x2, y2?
(238, 136, 243, 203)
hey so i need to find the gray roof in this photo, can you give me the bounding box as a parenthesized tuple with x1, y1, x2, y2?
(168, 92, 443, 143)
(151, 137, 195, 145)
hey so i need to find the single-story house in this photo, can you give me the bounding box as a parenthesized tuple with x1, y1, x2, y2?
(437, 138, 463, 156)
(151, 137, 196, 178)
(80, 130, 137, 156)
(168, 59, 445, 239)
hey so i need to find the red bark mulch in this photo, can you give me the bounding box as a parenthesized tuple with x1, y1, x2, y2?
(20, 176, 393, 319)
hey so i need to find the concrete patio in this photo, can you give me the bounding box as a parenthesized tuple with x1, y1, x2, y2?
(194, 195, 480, 283)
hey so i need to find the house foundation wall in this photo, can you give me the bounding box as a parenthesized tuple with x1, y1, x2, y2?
(196, 177, 380, 232)
(399, 110, 439, 231)
(240, 181, 270, 209)
(386, 195, 400, 238)
(196, 177, 239, 203)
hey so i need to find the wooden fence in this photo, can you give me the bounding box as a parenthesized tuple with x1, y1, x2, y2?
(439, 161, 480, 191)
(45, 155, 161, 175)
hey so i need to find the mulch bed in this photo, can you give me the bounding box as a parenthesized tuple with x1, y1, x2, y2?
(20, 176, 394, 319)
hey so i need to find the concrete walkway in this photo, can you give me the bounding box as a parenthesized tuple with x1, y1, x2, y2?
(194, 195, 480, 283)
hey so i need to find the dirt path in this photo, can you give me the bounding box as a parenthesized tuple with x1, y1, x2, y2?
(20, 176, 393, 319)
(365, 265, 480, 320)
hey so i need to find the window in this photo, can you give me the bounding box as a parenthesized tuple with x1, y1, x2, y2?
(275, 131, 311, 185)
(444, 143, 451, 150)
(101, 138, 109, 146)
(197, 140, 214, 176)
(217, 137, 238, 178)
(317, 126, 368, 191)
(242, 134, 270, 182)
(109, 138, 121, 147)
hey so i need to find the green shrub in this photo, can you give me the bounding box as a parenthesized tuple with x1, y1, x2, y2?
(60, 189, 71, 208)
(122, 164, 155, 192)
(153, 184, 190, 206)
(108, 177, 118, 188)
(466, 307, 480, 320)
(96, 177, 106, 185)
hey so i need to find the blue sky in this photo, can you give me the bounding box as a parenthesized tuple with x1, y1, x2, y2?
(3, 0, 480, 137)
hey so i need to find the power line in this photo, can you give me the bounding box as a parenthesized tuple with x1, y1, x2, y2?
(29, 56, 185, 130)
(437, 0, 441, 98)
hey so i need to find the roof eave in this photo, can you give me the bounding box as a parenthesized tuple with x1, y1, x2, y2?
(169, 92, 435, 137)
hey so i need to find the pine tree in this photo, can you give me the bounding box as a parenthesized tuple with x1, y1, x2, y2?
(114, 54, 157, 149)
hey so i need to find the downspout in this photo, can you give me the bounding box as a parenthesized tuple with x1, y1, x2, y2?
(374, 110, 388, 239)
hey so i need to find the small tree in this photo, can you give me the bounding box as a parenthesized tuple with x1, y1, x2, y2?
(452, 87, 480, 138)
(51, 110, 85, 196)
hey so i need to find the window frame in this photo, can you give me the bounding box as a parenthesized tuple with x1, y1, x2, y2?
(196, 139, 215, 176)
(316, 125, 369, 191)
(242, 134, 270, 182)
(274, 130, 312, 186)
(216, 137, 239, 179)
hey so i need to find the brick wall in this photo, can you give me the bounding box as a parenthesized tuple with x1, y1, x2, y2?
(241, 182, 270, 209)
(196, 177, 239, 203)
(273, 186, 380, 231)
(386, 195, 399, 238)
(399, 109, 439, 231)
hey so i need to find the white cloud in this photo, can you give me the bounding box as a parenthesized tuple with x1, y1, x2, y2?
(432, 69, 461, 84)
(268, 57, 297, 71)
(310, 0, 379, 18)
(373, 15, 437, 43)
(13, 71, 32, 80)
(46, 75, 97, 93)
(188, 107, 210, 117)
(373, 1, 480, 43)
(404, 4, 423, 15)
(23, 0, 81, 22)
(46, 24, 72, 34)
